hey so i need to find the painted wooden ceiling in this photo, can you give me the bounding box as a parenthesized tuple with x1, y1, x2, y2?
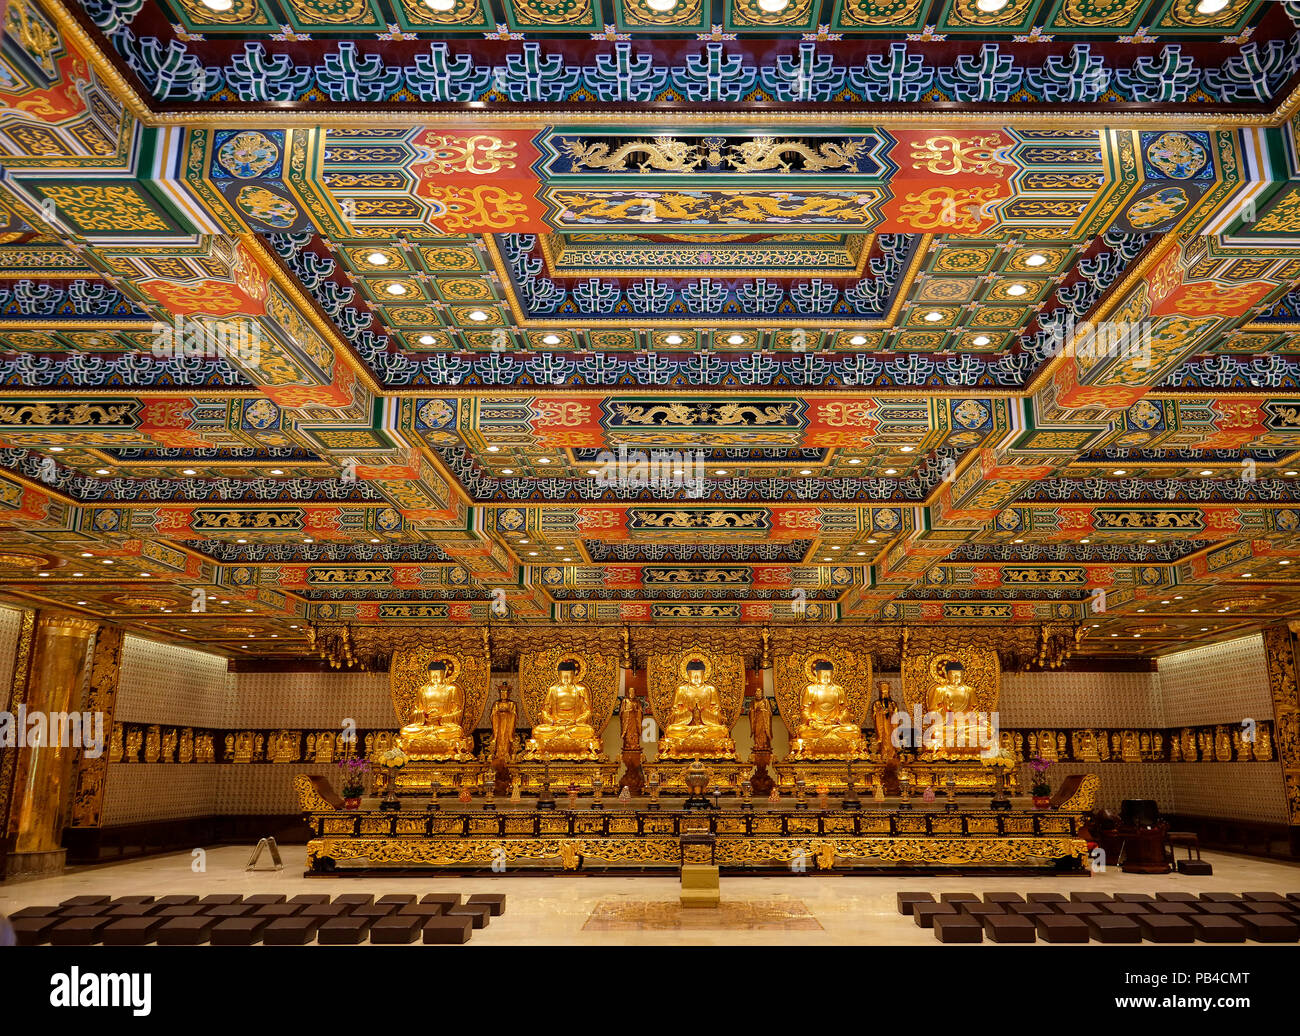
(2, 0, 1300, 659)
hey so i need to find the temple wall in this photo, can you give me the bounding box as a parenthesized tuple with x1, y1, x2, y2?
(0, 604, 25, 696)
(83, 631, 1293, 828)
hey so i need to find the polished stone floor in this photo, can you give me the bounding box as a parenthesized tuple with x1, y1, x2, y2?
(3, 846, 1298, 945)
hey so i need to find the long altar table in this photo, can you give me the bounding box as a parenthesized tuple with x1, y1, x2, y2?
(300, 799, 1088, 875)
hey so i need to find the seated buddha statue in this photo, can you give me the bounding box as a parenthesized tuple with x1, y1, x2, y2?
(396, 661, 474, 759)
(923, 660, 981, 757)
(791, 661, 867, 759)
(658, 659, 736, 759)
(524, 661, 604, 760)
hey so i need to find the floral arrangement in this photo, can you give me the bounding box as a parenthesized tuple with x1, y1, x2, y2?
(981, 750, 1016, 770)
(336, 755, 370, 798)
(1028, 756, 1051, 797)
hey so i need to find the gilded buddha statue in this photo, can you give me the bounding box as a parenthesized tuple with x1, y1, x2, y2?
(923, 660, 982, 756)
(396, 660, 474, 759)
(658, 659, 736, 758)
(524, 661, 604, 759)
(791, 661, 867, 759)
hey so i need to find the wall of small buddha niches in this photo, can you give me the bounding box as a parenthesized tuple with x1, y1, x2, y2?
(68, 617, 1292, 829)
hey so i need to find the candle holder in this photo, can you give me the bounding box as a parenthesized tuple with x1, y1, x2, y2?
(591, 777, 604, 809)
(740, 779, 754, 810)
(648, 771, 661, 811)
(944, 775, 958, 812)
(898, 773, 912, 810)
(426, 778, 441, 812)
(482, 771, 497, 811)
(795, 777, 808, 810)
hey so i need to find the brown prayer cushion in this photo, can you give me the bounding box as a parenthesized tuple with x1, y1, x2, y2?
(1190, 915, 1246, 943)
(1102, 902, 1148, 916)
(369, 914, 423, 944)
(1070, 891, 1112, 903)
(198, 893, 243, 906)
(262, 917, 322, 945)
(1087, 915, 1142, 943)
(301, 902, 352, 919)
(156, 905, 207, 918)
(421, 893, 462, 910)
(377, 894, 417, 907)
(933, 914, 982, 943)
(153, 895, 200, 908)
(210, 917, 271, 945)
(913, 903, 957, 928)
(1245, 902, 1292, 915)
(107, 903, 157, 919)
(1055, 902, 1102, 916)
(398, 903, 448, 919)
(111, 895, 155, 906)
(317, 916, 371, 945)
(982, 892, 1025, 905)
(352, 903, 397, 921)
(1197, 902, 1244, 915)
(1241, 891, 1285, 902)
(1008, 902, 1054, 918)
(288, 893, 331, 906)
(983, 914, 1036, 943)
(334, 893, 375, 907)
(1138, 915, 1195, 943)
(254, 903, 304, 919)
(1027, 892, 1067, 904)
(10, 905, 59, 919)
(1155, 892, 1198, 903)
(59, 895, 110, 908)
(155, 916, 216, 945)
(49, 917, 114, 945)
(58, 904, 112, 917)
(244, 894, 287, 906)
(896, 892, 935, 915)
(1114, 893, 1155, 903)
(448, 904, 491, 929)
(12, 916, 60, 945)
(1035, 915, 1089, 943)
(102, 917, 166, 945)
(959, 903, 1005, 920)
(206, 903, 257, 918)
(939, 892, 980, 903)
(1239, 914, 1299, 942)
(1151, 902, 1199, 915)
(467, 893, 506, 916)
(1199, 892, 1241, 903)
(422, 915, 473, 944)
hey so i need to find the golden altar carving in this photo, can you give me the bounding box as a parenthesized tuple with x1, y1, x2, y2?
(648, 647, 742, 760)
(390, 647, 490, 761)
(774, 646, 871, 760)
(518, 647, 617, 760)
(901, 646, 1000, 759)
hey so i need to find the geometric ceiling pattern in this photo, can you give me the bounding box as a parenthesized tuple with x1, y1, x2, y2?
(4, 0, 1300, 659)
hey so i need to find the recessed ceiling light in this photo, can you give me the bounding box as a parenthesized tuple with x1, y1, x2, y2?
(77, 601, 87, 606)
(971, 335, 991, 346)
(585, 469, 599, 475)
(80, 552, 93, 557)
(664, 334, 684, 345)
(538, 457, 550, 464)
(645, 0, 678, 10)
(467, 309, 489, 321)
(1112, 469, 1127, 476)
(38, 572, 48, 577)
(758, 0, 790, 10)
(1195, 0, 1229, 13)
(726, 333, 745, 345)
(236, 538, 246, 544)
(866, 538, 877, 544)
(1013, 538, 1023, 543)
(1199, 469, 1213, 475)
(1006, 283, 1028, 296)
(899, 446, 914, 453)
(95, 469, 110, 475)
(385, 283, 407, 295)
(1201, 627, 1209, 631)
(1242, 572, 1253, 578)
(822, 557, 832, 561)
(519, 539, 529, 544)
(417, 334, 436, 346)
(424, 0, 455, 9)
(715, 469, 728, 475)
(798, 468, 812, 475)
(923, 311, 943, 322)
(244, 608, 254, 613)
(1080, 538, 1090, 544)
(1145, 538, 1156, 544)
(1288, 471, 1299, 477)
(200, 0, 234, 9)
(856, 551, 865, 556)
(541, 334, 561, 345)
(73, 572, 83, 577)
(48, 446, 64, 453)
(976, 0, 1009, 10)
(1024, 252, 1047, 267)
(848, 335, 867, 346)
(563, 557, 572, 562)
(486, 445, 500, 453)
(101, 559, 113, 565)
(1281, 560, 1291, 566)
(140, 573, 150, 578)
(831, 546, 841, 551)
(884, 468, 898, 475)
(501, 468, 514, 475)
(527, 551, 538, 556)
(1137, 609, 1145, 613)
(182, 469, 197, 476)
(847, 458, 861, 465)
(269, 469, 283, 475)
(303, 538, 313, 544)
(367, 252, 388, 265)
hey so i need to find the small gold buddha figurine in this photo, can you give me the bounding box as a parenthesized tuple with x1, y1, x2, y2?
(396, 660, 474, 760)
(791, 661, 867, 759)
(524, 661, 603, 759)
(658, 659, 736, 758)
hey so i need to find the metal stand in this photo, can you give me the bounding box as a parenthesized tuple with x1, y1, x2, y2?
(245, 837, 283, 871)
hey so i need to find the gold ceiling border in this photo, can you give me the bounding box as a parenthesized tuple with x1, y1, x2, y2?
(517, 646, 618, 733)
(773, 643, 872, 732)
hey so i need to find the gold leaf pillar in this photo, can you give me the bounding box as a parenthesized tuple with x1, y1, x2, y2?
(2, 612, 98, 879)
(68, 625, 125, 830)
(1269, 624, 1300, 828)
